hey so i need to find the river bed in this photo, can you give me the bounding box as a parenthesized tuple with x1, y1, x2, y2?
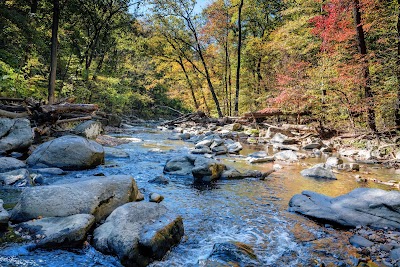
(0, 125, 398, 266)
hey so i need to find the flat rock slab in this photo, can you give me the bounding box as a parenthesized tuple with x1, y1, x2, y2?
(26, 135, 104, 170)
(93, 202, 184, 267)
(289, 188, 400, 229)
(17, 214, 95, 248)
(10, 175, 138, 223)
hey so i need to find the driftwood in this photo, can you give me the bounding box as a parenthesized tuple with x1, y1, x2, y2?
(56, 116, 92, 125)
(0, 109, 29, 118)
(41, 104, 98, 114)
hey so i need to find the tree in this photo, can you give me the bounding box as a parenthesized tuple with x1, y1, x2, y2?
(48, 0, 60, 104)
(234, 0, 243, 116)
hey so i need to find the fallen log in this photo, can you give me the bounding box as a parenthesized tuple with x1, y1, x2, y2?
(0, 109, 29, 118)
(41, 104, 98, 114)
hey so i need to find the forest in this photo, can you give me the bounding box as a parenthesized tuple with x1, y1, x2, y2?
(1, 0, 400, 132)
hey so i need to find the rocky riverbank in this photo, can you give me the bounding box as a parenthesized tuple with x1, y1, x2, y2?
(1, 116, 400, 266)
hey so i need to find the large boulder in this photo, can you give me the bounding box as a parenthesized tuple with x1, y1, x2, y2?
(93, 202, 184, 267)
(192, 157, 225, 182)
(163, 155, 196, 176)
(289, 188, 400, 229)
(0, 157, 26, 173)
(300, 164, 337, 180)
(10, 175, 138, 223)
(73, 120, 103, 139)
(200, 241, 259, 267)
(0, 118, 33, 154)
(26, 135, 104, 170)
(17, 214, 95, 248)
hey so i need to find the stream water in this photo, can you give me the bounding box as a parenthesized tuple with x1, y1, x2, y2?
(0, 125, 398, 267)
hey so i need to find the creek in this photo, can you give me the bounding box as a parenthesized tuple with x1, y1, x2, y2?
(0, 125, 397, 267)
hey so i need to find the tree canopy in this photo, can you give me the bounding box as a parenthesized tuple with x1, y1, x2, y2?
(1, 0, 400, 130)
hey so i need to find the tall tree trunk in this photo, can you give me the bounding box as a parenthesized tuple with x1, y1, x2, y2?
(178, 58, 199, 109)
(353, 0, 376, 132)
(48, 0, 60, 104)
(234, 0, 243, 116)
(396, 0, 400, 127)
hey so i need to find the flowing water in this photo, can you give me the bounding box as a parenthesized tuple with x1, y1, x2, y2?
(0, 125, 398, 267)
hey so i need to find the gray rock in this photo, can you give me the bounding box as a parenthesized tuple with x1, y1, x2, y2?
(265, 126, 293, 138)
(0, 199, 10, 229)
(303, 143, 322, 150)
(0, 118, 33, 154)
(0, 169, 31, 186)
(220, 167, 262, 180)
(349, 235, 374, 248)
(289, 188, 400, 229)
(274, 150, 298, 161)
(325, 157, 343, 168)
(192, 157, 225, 182)
(93, 202, 184, 267)
(104, 147, 129, 158)
(0, 157, 26, 173)
(191, 146, 212, 155)
(337, 163, 360, 171)
(148, 175, 169, 185)
(300, 165, 337, 180)
(227, 142, 242, 154)
(211, 145, 228, 155)
(107, 114, 122, 127)
(246, 151, 274, 164)
(163, 155, 196, 176)
(26, 135, 104, 170)
(195, 139, 213, 148)
(270, 133, 297, 144)
(200, 241, 259, 267)
(74, 120, 103, 139)
(179, 133, 191, 140)
(149, 193, 164, 203)
(10, 175, 138, 223)
(136, 191, 145, 201)
(390, 248, 400, 261)
(17, 214, 95, 248)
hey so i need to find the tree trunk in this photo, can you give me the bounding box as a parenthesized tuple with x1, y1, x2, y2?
(396, 0, 400, 127)
(353, 0, 376, 132)
(48, 0, 60, 104)
(234, 0, 244, 116)
(178, 58, 199, 109)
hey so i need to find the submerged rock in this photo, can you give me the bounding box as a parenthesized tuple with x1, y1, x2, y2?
(17, 214, 95, 248)
(0, 118, 33, 154)
(349, 235, 374, 248)
(93, 202, 184, 267)
(10, 175, 138, 223)
(289, 188, 400, 229)
(104, 147, 130, 158)
(148, 175, 169, 185)
(200, 241, 259, 267)
(27, 135, 104, 170)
